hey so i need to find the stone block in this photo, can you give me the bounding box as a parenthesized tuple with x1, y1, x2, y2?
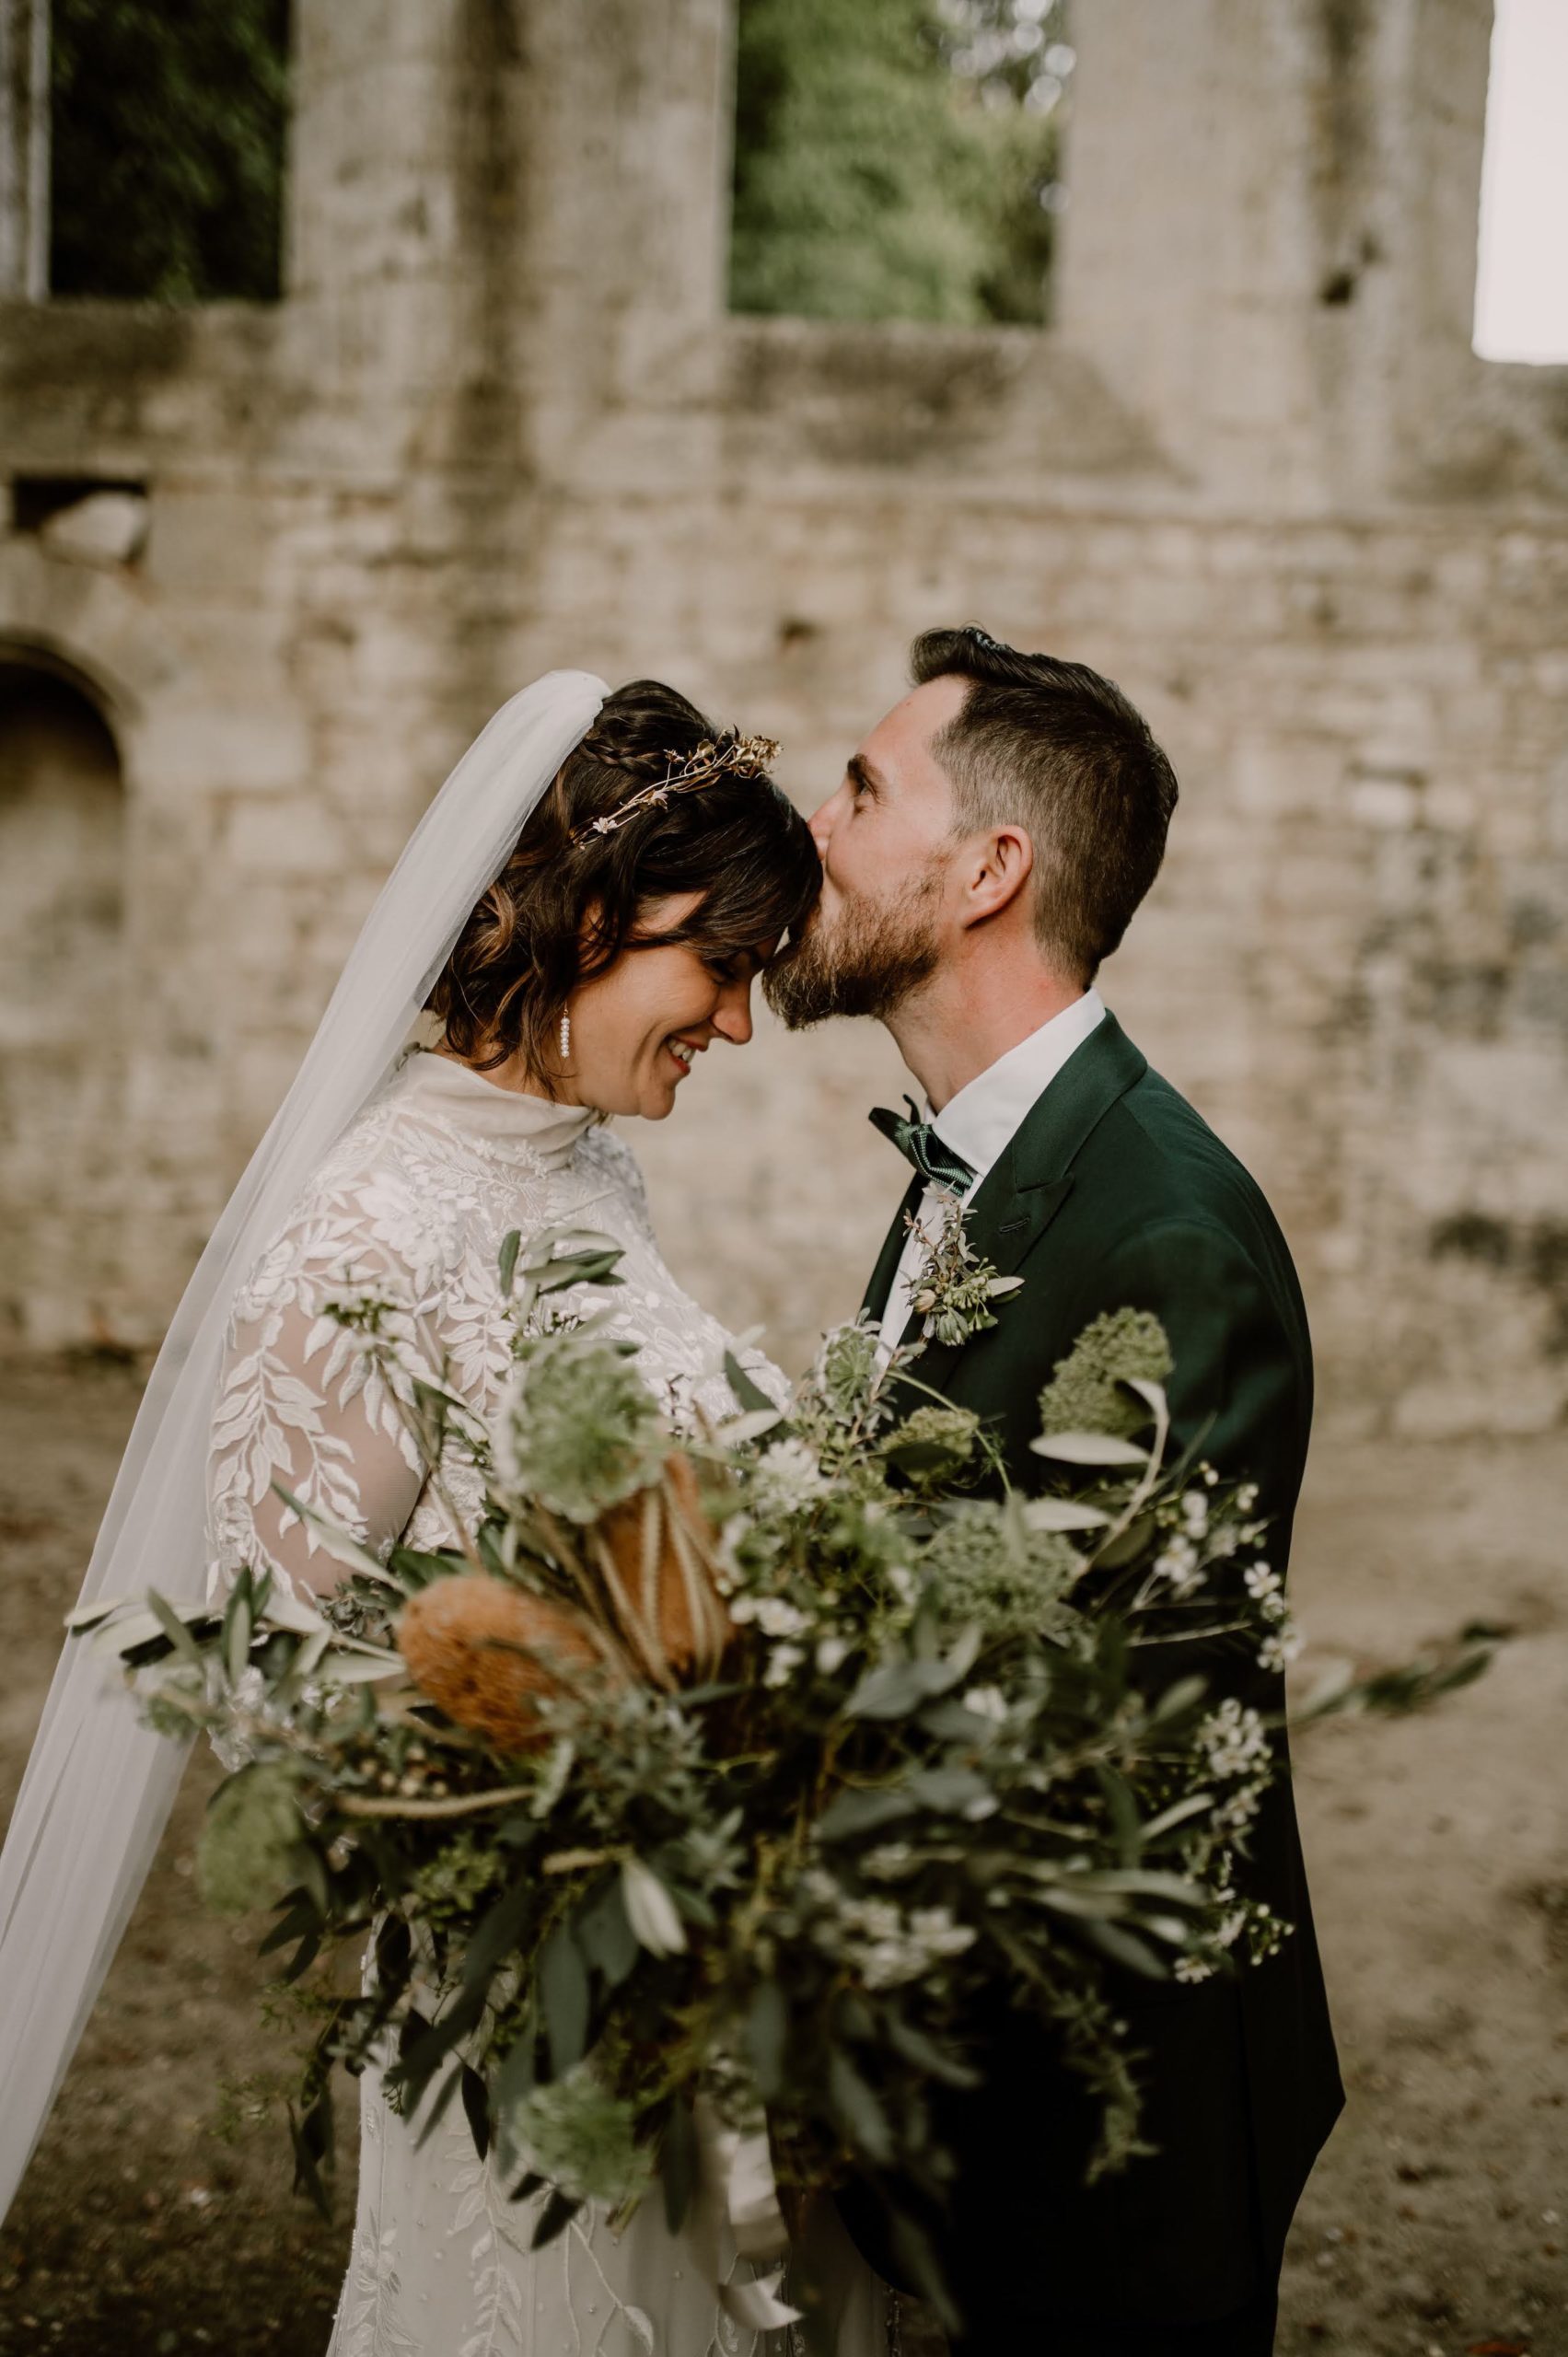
(144, 490, 279, 598)
(224, 795, 344, 879)
(134, 705, 310, 800)
(1347, 772, 1423, 830)
(1423, 780, 1478, 831)
(39, 490, 150, 567)
(1232, 736, 1347, 818)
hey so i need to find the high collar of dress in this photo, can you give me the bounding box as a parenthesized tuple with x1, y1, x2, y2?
(395, 1048, 597, 1172)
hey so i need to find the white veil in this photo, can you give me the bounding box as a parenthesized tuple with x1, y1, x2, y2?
(0, 669, 608, 2217)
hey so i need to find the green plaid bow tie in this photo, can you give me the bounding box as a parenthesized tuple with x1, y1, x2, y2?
(868, 1097, 977, 1195)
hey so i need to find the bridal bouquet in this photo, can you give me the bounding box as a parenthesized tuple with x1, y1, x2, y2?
(71, 1229, 1492, 2320)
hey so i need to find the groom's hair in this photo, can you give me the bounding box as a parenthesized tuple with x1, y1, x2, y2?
(911, 627, 1179, 983)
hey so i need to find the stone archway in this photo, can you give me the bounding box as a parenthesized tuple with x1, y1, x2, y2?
(0, 656, 127, 1344)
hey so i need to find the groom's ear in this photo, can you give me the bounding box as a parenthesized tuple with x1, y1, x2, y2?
(958, 824, 1035, 928)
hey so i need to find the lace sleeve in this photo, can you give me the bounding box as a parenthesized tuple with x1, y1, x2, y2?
(205, 1187, 439, 1600)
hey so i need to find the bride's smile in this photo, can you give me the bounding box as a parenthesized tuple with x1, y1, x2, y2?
(438, 889, 783, 1120)
(541, 890, 777, 1122)
(422, 684, 816, 1134)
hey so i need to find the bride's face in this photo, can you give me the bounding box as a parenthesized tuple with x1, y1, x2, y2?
(561, 892, 770, 1120)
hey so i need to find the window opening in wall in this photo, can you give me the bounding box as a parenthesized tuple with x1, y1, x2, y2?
(49, 0, 291, 302)
(10, 472, 146, 533)
(0, 659, 125, 1344)
(729, 0, 1073, 329)
(0, 0, 50, 297)
(1473, 0, 1568, 365)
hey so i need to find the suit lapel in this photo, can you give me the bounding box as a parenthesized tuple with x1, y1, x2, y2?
(861, 1174, 924, 1323)
(889, 1015, 1150, 1397)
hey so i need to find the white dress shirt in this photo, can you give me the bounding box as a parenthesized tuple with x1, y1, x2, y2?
(877, 989, 1107, 1353)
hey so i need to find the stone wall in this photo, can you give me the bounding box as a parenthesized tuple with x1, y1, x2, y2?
(0, 0, 1564, 1438)
(0, 662, 123, 1334)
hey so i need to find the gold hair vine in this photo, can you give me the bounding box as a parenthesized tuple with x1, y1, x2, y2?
(571, 733, 782, 847)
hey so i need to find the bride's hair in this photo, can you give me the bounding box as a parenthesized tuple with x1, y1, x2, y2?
(428, 679, 818, 1086)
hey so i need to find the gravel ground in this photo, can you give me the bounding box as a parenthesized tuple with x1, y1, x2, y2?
(0, 1353, 1562, 2357)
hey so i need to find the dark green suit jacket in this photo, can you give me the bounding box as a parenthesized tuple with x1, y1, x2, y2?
(857, 1015, 1342, 2327)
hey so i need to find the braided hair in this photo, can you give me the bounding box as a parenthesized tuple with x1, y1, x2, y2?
(426, 680, 818, 1089)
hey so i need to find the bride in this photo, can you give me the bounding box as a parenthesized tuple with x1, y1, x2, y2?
(0, 672, 887, 2355)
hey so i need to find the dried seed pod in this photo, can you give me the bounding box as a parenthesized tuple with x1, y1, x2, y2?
(397, 1577, 607, 1753)
(595, 1452, 732, 1686)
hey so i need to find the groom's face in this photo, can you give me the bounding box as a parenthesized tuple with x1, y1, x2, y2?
(764, 677, 968, 1028)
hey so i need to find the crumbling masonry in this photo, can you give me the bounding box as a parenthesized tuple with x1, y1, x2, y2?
(1, 0, 1565, 1436)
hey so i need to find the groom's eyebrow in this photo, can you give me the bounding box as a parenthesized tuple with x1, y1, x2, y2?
(848, 754, 887, 798)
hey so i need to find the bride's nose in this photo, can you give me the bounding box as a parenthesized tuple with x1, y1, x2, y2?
(710, 975, 755, 1046)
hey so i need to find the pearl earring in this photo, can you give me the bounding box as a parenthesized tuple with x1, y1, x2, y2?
(559, 1007, 572, 1061)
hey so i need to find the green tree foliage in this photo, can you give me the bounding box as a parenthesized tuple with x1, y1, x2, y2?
(50, 0, 290, 302)
(45, 0, 1063, 322)
(730, 0, 1068, 327)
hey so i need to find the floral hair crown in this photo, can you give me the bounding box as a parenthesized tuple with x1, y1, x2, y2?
(570, 732, 782, 848)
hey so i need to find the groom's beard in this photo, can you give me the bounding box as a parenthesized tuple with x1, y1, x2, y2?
(764, 865, 943, 1028)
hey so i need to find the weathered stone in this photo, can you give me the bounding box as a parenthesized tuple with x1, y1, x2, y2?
(37, 489, 149, 567)
(0, 0, 1562, 1438)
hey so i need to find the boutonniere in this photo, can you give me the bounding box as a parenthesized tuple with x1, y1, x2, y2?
(906, 1189, 1024, 1349)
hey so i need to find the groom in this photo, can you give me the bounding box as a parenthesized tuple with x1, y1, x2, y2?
(766, 628, 1342, 2354)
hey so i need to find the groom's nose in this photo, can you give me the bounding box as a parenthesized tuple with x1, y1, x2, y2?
(809, 784, 846, 855)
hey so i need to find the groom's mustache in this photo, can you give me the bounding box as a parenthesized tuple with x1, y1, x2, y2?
(764, 875, 942, 1029)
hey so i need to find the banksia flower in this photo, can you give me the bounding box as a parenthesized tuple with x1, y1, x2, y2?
(397, 1577, 608, 1752)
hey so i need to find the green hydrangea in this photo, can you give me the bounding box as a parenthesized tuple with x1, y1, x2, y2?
(813, 1319, 882, 1423)
(1037, 1309, 1173, 1440)
(197, 1760, 303, 1916)
(505, 2062, 650, 2205)
(496, 1332, 669, 1523)
(880, 1404, 981, 1495)
(922, 1503, 1079, 1640)
(406, 1830, 510, 1925)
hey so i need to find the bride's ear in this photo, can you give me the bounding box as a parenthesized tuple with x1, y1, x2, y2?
(576, 892, 615, 961)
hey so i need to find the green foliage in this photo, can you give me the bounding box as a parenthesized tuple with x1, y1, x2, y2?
(880, 1402, 983, 1494)
(1039, 1308, 1175, 1441)
(197, 1759, 302, 1915)
(495, 1330, 671, 1524)
(922, 1498, 1078, 1637)
(814, 1318, 883, 1426)
(46, 0, 1065, 323)
(404, 1830, 512, 1929)
(929, 0, 1074, 325)
(75, 1232, 1490, 2308)
(504, 2064, 651, 2207)
(50, 0, 290, 302)
(730, 0, 1061, 326)
(906, 1191, 1025, 1347)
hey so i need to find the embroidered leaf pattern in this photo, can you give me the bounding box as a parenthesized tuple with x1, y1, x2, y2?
(214, 1063, 828, 2351)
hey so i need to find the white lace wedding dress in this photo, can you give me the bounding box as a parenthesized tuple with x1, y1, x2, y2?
(204, 1047, 888, 2357)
